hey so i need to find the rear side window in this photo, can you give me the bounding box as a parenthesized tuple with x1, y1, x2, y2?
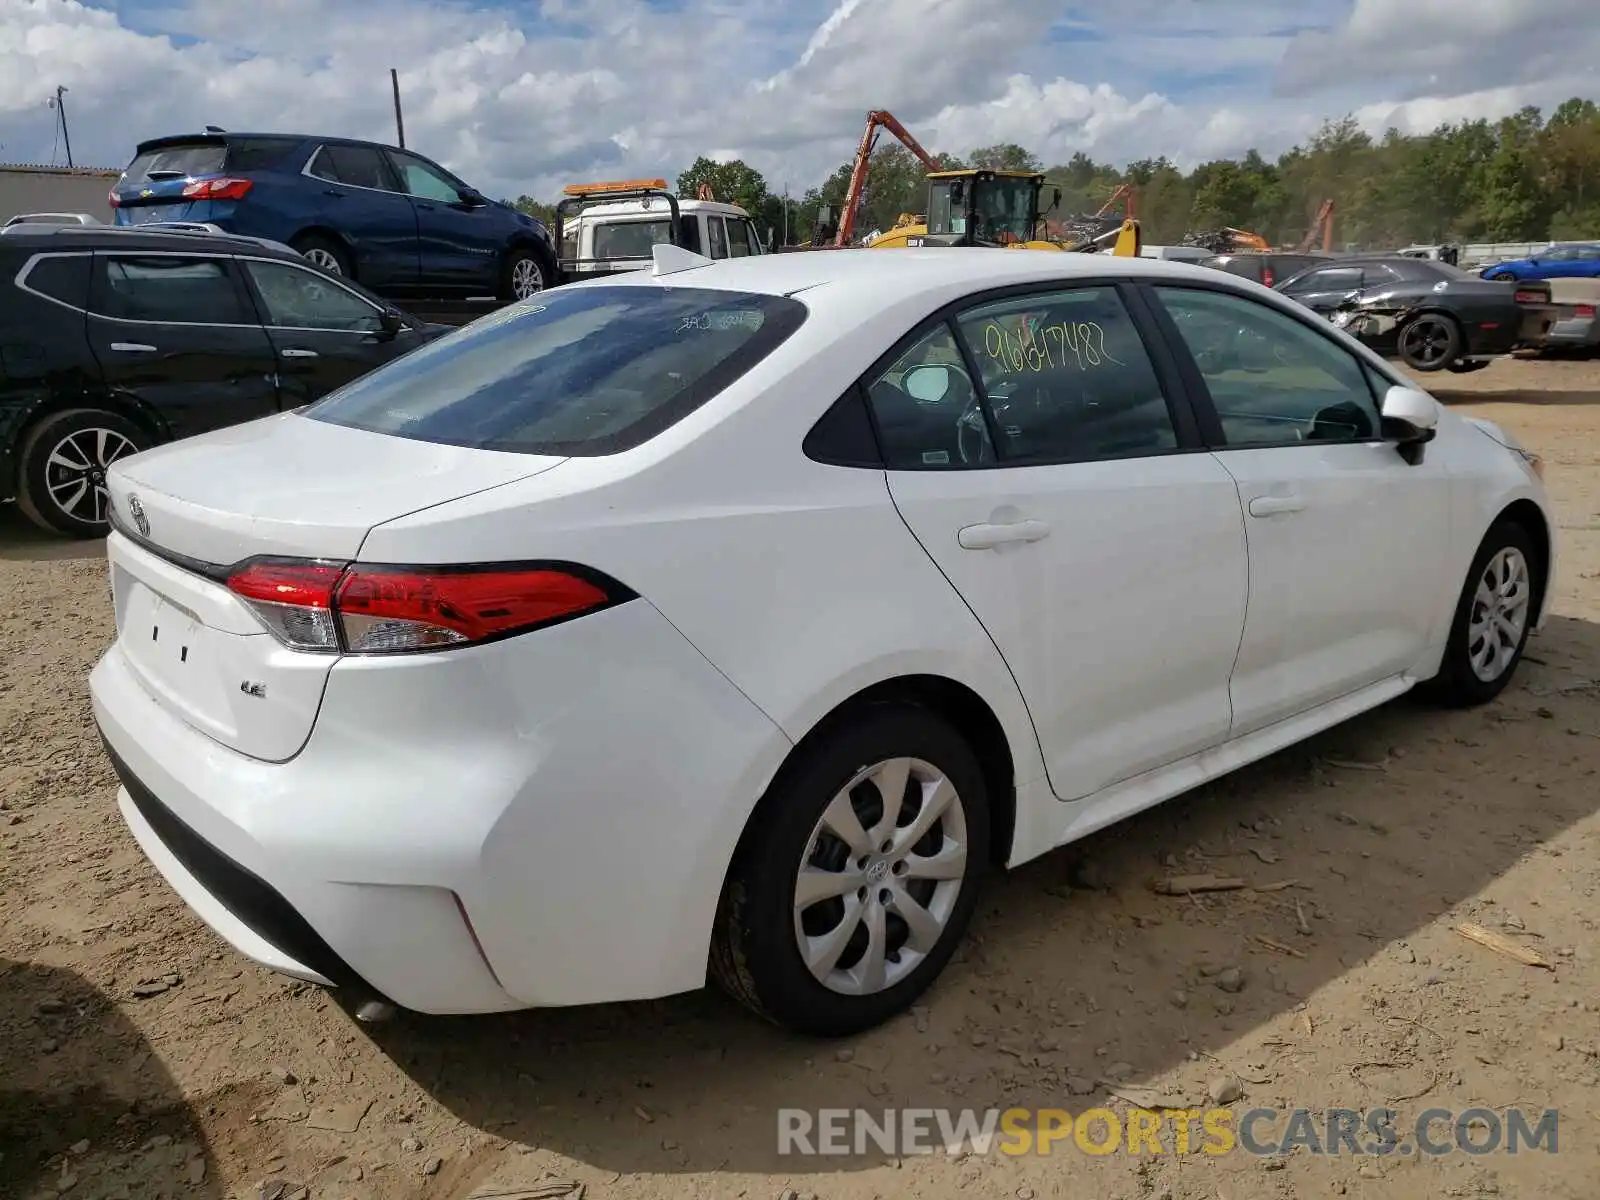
(123, 141, 227, 183)
(307, 145, 395, 191)
(225, 137, 305, 172)
(1206, 257, 1264, 283)
(19, 254, 93, 309)
(92, 256, 252, 325)
(306, 286, 808, 455)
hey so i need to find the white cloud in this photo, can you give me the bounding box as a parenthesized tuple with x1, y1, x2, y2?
(1, 0, 1595, 203)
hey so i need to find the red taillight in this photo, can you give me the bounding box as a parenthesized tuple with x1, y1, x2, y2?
(226, 560, 344, 651)
(1262, 266, 1275, 288)
(181, 177, 254, 201)
(107, 188, 121, 208)
(1514, 289, 1544, 305)
(226, 559, 622, 655)
(1577, 305, 1596, 319)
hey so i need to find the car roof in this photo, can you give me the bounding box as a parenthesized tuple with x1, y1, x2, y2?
(1, 225, 310, 258)
(133, 131, 389, 154)
(591, 246, 1236, 301)
(577, 199, 752, 220)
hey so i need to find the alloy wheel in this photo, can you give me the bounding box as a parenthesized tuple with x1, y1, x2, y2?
(1467, 546, 1531, 682)
(511, 257, 544, 299)
(45, 427, 138, 527)
(793, 756, 968, 996)
(1402, 317, 1453, 366)
(302, 247, 343, 275)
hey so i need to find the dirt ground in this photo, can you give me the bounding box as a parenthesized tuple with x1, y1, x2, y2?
(3, 356, 1598, 1200)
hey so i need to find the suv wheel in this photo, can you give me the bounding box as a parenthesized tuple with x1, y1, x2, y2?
(293, 234, 352, 278)
(16, 409, 148, 538)
(501, 246, 550, 301)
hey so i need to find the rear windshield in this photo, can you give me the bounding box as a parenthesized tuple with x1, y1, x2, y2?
(124, 142, 227, 182)
(593, 219, 678, 261)
(305, 286, 808, 455)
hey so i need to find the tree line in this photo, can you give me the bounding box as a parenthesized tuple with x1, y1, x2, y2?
(512, 97, 1600, 249)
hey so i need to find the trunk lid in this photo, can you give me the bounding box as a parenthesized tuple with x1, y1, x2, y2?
(104, 413, 564, 761)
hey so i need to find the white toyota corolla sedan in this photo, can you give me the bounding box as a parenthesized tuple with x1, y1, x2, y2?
(90, 244, 1553, 1037)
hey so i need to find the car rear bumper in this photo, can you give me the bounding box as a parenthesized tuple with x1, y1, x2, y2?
(90, 597, 791, 1014)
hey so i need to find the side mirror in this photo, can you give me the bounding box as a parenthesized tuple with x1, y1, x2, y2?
(457, 187, 487, 208)
(1381, 384, 1438, 462)
(377, 308, 405, 340)
(903, 364, 953, 404)
(1051, 187, 1062, 212)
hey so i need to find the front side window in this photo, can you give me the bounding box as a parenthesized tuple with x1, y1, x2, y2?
(1154, 286, 1380, 446)
(245, 260, 383, 332)
(388, 151, 465, 203)
(93, 255, 250, 325)
(1285, 266, 1363, 295)
(955, 287, 1176, 462)
(306, 286, 807, 455)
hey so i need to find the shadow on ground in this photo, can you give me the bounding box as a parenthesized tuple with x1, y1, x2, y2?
(0, 506, 103, 564)
(358, 614, 1600, 1180)
(0, 959, 223, 1198)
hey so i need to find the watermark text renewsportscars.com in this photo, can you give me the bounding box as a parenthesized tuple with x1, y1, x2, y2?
(777, 1106, 1559, 1158)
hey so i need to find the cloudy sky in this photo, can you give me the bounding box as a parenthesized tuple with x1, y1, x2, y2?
(3, 0, 1596, 201)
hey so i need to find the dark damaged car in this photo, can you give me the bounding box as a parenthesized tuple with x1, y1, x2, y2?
(1274, 256, 1555, 372)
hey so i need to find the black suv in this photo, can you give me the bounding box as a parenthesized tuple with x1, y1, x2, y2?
(1, 224, 444, 537)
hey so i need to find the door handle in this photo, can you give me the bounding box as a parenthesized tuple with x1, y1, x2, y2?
(109, 342, 157, 353)
(1248, 495, 1306, 517)
(280, 348, 319, 359)
(957, 519, 1051, 550)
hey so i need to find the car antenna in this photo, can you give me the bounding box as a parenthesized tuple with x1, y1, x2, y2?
(205, 125, 226, 133)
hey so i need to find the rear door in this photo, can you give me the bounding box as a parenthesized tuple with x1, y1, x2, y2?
(238, 255, 423, 404)
(868, 282, 1249, 802)
(384, 149, 498, 293)
(86, 252, 280, 439)
(303, 143, 419, 290)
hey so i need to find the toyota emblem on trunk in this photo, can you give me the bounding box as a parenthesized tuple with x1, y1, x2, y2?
(128, 495, 149, 538)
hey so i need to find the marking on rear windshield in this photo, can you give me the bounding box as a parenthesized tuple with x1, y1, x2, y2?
(678, 311, 763, 332)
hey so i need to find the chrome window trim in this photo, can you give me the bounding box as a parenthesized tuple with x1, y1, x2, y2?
(12, 249, 389, 335)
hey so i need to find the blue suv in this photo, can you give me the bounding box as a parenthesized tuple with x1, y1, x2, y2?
(111, 132, 555, 302)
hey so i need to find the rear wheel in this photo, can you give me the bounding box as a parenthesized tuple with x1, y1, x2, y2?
(1487, 270, 1518, 282)
(292, 233, 352, 279)
(711, 706, 990, 1036)
(16, 408, 148, 538)
(1421, 519, 1539, 707)
(1398, 312, 1464, 372)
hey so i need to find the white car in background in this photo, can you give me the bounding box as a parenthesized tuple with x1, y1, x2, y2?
(91, 244, 1553, 1037)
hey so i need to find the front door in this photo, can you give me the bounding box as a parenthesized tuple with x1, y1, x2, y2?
(867, 283, 1250, 802)
(85, 252, 280, 440)
(238, 256, 424, 406)
(385, 150, 497, 293)
(1148, 283, 1453, 736)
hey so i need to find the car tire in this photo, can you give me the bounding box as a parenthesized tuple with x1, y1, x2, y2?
(16, 408, 148, 538)
(710, 705, 991, 1037)
(292, 233, 353, 279)
(1398, 312, 1464, 372)
(500, 244, 552, 301)
(1420, 518, 1540, 708)
(1488, 270, 1518, 282)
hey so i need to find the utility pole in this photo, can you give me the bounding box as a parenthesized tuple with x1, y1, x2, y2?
(390, 69, 406, 149)
(53, 85, 73, 167)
